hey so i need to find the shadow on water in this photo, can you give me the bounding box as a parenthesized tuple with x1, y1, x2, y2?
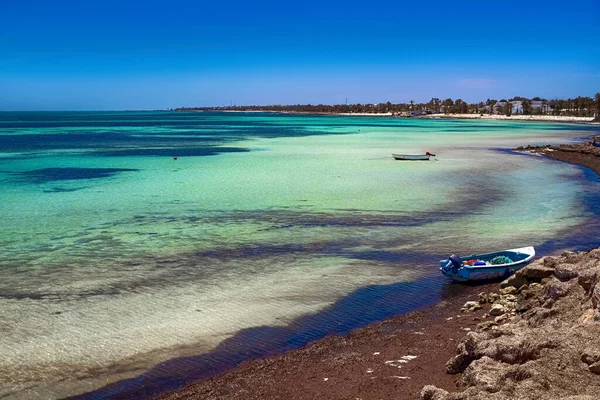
(72, 274, 454, 400)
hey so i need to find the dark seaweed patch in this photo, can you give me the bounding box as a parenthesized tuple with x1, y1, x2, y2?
(96, 147, 249, 157)
(43, 187, 84, 193)
(15, 168, 137, 183)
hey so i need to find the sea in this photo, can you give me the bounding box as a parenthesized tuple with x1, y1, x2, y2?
(0, 111, 599, 399)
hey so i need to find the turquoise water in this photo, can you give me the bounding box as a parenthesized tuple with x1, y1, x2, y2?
(0, 112, 598, 399)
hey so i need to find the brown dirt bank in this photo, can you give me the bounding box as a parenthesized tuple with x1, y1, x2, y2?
(515, 141, 600, 177)
(158, 283, 497, 400)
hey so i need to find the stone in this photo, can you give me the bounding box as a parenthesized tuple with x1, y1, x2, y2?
(520, 263, 555, 279)
(489, 304, 506, 316)
(589, 361, 600, 375)
(420, 385, 450, 400)
(592, 284, 600, 309)
(478, 292, 489, 304)
(516, 299, 534, 313)
(499, 286, 517, 295)
(581, 350, 600, 365)
(544, 280, 569, 300)
(501, 274, 528, 289)
(502, 294, 518, 303)
(461, 356, 507, 390)
(555, 264, 579, 281)
(462, 301, 482, 312)
(589, 249, 600, 260)
(543, 256, 559, 268)
(476, 321, 498, 331)
(578, 269, 599, 292)
(517, 284, 529, 293)
(563, 251, 584, 264)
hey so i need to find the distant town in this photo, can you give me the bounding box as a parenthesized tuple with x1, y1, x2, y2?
(176, 94, 600, 119)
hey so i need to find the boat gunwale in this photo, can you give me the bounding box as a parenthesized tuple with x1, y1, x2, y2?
(457, 246, 535, 269)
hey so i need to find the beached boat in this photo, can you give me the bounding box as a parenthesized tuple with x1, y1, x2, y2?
(392, 152, 435, 160)
(439, 246, 535, 281)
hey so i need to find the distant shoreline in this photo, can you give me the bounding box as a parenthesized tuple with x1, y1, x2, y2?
(188, 109, 599, 124)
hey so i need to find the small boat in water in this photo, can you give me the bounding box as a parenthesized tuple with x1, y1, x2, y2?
(392, 152, 435, 160)
(440, 246, 535, 281)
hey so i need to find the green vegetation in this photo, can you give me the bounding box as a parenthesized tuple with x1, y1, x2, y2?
(176, 93, 600, 117)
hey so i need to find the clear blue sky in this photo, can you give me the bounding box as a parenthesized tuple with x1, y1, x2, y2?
(1, 0, 599, 110)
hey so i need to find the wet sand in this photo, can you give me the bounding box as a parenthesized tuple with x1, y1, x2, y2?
(158, 283, 496, 400)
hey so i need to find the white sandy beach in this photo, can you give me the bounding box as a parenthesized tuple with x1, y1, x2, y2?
(422, 113, 597, 123)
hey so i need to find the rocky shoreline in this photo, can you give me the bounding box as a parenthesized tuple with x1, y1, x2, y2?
(515, 140, 600, 177)
(423, 248, 600, 400)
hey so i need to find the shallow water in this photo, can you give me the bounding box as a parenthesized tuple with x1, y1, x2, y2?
(0, 112, 598, 399)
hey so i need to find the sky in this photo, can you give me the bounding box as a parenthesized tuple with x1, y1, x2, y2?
(1, 0, 599, 110)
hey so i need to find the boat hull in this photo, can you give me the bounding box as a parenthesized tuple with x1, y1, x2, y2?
(439, 246, 535, 282)
(392, 154, 431, 160)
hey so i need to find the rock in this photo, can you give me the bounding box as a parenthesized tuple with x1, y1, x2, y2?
(478, 292, 489, 304)
(446, 332, 486, 374)
(555, 264, 579, 281)
(499, 286, 517, 295)
(516, 299, 534, 313)
(581, 350, 600, 365)
(589, 249, 600, 260)
(501, 294, 518, 303)
(420, 385, 450, 400)
(592, 284, 600, 309)
(578, 269, 599, 292)
(563, 251, 583, 264)
(544, 280, 569, 300)
(501, 274, 528, 289)
(489, 304, 506, 316)
(543, 256, 559, 268)
(519, 263, 555, 279)
(517, 284, 529, 293)
(461, 356, 507, 390)
(529, 282, 543, 289)
(476, 321, 498, 331)
(494, 314, 509, 323)
(589, 361, 600, 375)
(462, 301, 482, 312)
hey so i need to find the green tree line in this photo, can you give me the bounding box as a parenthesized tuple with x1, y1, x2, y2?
(176, 93, 600, 118)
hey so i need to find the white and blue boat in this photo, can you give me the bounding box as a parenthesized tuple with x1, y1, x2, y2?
(440, 246, 535, 282)
(392, 152, 435, 160)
